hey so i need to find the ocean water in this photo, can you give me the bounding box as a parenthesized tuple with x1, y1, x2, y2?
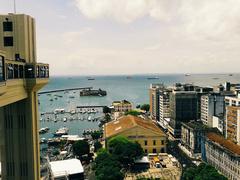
(39, 74, 240, 138)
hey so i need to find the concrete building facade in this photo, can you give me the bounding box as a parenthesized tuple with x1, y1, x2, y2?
(0, 14, 49, 180)
(149, 84, 164, 121)
(168, 91, 198, 138)
(181, 121, 207, 158)
(204, 132, 240, 180)
(226, 106, 240, 144)
(201, 93, 225, 127)
(158, 89, 170, 130)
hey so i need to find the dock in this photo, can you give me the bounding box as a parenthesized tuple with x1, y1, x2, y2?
(38, 87, 93, 95)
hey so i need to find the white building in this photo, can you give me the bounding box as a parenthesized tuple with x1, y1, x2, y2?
(201, 93, 225, 127)
(225, 96, 240, 107)
(159, 89, 171, 128)
(205, 132, 240, 180)
(49, 159, 84, 180)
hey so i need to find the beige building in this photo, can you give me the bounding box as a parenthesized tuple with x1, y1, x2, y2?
(205, 132, 240, 180)
(226, 106, 240, 144)
(0, 13, 49, 180)
(149, 84, 164, 121)
(112, 100, 132, 112)
(104, 115, 167, 154)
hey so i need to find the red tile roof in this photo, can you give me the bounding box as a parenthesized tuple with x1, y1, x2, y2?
(207, 132, 240, 155)
(104, 115, 166, 138)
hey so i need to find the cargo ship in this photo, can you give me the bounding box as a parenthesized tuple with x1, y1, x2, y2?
(80, 88, 107, 96)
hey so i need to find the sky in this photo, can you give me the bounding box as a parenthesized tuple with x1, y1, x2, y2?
(1, 0, 240, 76)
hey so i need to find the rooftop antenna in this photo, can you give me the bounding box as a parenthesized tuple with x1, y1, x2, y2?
(13, 0, 16, 13)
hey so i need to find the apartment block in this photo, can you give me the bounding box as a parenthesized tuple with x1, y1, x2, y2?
(204, 132, 240, 180)
(149, 84, 164, 121)
(168, 91, 198, 138)
(158, 89, 171, 129)
(226, 106, 240, 144)
(201, 93, 225, 127)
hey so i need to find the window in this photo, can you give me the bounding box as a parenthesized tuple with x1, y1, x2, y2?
(7, 64, 13, 79)
(25, 65, 35, 78)
(3, 21, 13, 31)
(153, 148, 157, 153)
(0, 56, 4, 81)
(4, 36, 13, 46)
(161, 140, 165, 145)
(161, 148, 165, 153)
(144, 140, 148, 146)
(153, 140, 156, 146)
(144, 149, 148, 153)
(14, 65, 19, 78)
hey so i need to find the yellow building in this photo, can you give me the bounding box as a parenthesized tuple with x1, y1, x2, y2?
(104, 115, 167, 154)
(112, 100, 132, 112)
(0, 13, 49, 180)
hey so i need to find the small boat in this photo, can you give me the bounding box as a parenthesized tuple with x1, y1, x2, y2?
(39, 127, 50, 134)
(40, 138, 47, 144)
(88, 116, 92, 121)
(69, 95, 75, 98)
(147, 77, 159, 80)
(54, 127, 69, 137)
(49, 99, 53, 101)
(87, 78, 95, 80)
(185, 73, 191, 76)
(229, 74, 233, 76)
(63, 117, 67, 122)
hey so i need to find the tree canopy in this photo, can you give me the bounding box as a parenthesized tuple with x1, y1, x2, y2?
(72, 140, 90, 158)
(124, 110, 141, 116)
(108, 135, 143, 167)
(140, 104, 150, 112)
(94, 149, 123, 180)
(91, 131, 102, 140)
(182, 163, 227, 180)
(103, 106, 111, 114)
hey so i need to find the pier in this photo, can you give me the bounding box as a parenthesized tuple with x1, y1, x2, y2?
(38, 87, 93, 94)
(40, 106, 105, 122)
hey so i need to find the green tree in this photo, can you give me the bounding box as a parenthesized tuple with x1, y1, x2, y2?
(103, 106, 111, 114)
(124, 110, 140, 116)
(91, 131, 102, 140)
(182, 163, 227, 180)
(104, 113, 111, 122)
(140, 104, 150, 112)
(94, 141, 103, 152)
(72, 140, 90, 158)
(94, 149, 123, 180)
(108, 135, 143, 167)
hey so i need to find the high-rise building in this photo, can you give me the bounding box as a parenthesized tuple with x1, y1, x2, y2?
(149, 84, 164, 121)
(168, 91, 198, 138)
(201, 93, 225, 127)
(158, 89, 171, 129)
(226, 106, 240, 144)
(0, 13, 49, 180)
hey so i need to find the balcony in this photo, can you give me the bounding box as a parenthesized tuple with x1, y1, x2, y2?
(0, 59, 49, 106)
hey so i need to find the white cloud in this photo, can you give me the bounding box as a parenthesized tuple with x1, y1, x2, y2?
(74, 0, 240, 40)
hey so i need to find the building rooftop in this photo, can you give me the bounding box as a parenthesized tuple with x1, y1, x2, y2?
(207, 132, 240, 156)
(49, 159, 84, 178)
(112, 100, 131, 106)
(182, 121, 208, 130)
(105, 115, 166, 138)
